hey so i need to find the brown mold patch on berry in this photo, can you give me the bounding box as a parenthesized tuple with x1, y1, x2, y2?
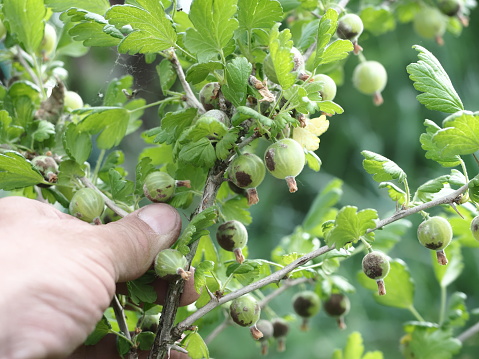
(234, 171, 253, 188)
(216, 232, 235, 251)
(425, 241, 443, 250)
(363, 256, 385, 278)
(264, 149, 275, 172)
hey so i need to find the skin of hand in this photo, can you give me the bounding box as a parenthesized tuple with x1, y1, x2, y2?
(0, 196, 197, 359)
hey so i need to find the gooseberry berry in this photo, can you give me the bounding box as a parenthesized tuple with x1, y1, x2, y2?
(199, 82, 220, 111)
(292, 290, 321, 331)
(69, 188, 105, 224)
(64, 91, 84, 111)
(31, 155, 59, 183)
(417, 216, 453, 265)
(336, 13, 364, 54)
(311, 74, 337, 101)
(227, 153, 266, 205)
(229, 295, 262, 339)
(362, 251, 390, 295)
(38, 23, 57, 57)
(352, 60, 387, 106)
(216, 220, 248, 263)
(143, 171, 191, 203)
(154, 248, 191, 280)
(256, 319, 274, 355)
(413, 7, 447, 45)
(271, 318, 289, 352)
(264, 138, 305, 193)
(324, 293, 350, 329)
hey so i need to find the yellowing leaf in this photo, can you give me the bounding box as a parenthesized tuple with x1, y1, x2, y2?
(293, 126, 319, 151)
(307, 115, 329, 136)
(292, 115, 329, 151)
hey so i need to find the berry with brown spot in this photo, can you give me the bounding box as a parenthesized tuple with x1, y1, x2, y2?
(216, 220, 248, 263)
(362, 251, 390, 295)
(230, 295, 262, 340)
(227, 153, 265, 205)
(324, 293, 350, 329)
(417, 216, 452, 265)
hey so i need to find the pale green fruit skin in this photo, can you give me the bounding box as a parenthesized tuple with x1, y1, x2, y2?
(256, 319, 274, 340)
(31, 155, 58, 176)
(362, 251, 390, 280)
(312, 74, 337, 101)
(413, 7, 446, 39)
(216, 220, 248, 252)
(228, 153, 265, 189)
(39, 23, 57, 55)
(337, 13, 364, 41)
(471, 216, 479, 241)
(292, 290, 321, 318)
(264, 138, 305, 179)
(417, 216, 452, 250)
(64, 91, 84, 111)
(143, 171, 176, 203)
(229, 295, 261, 327)
(154, 248, 188, 278)
(352, 61, 387, 95)
(69, 188, 105, 223)
(438, 0, 461, 16)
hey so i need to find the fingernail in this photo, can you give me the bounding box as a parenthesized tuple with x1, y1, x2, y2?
(138, 204, 179, 235)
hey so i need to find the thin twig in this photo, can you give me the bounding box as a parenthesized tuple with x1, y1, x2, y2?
(457, 321, 479, 342)
(174, 244, 334, 333)
(167, 49, 206, 113)
(79, 177, 129, 218)
(368, 182, 470, 233)
(111, 295, 138, 359)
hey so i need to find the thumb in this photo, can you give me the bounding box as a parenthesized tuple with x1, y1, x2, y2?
(94, 204, 182, 282)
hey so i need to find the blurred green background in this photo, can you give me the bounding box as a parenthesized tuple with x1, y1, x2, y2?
(61, 3, 479, 358)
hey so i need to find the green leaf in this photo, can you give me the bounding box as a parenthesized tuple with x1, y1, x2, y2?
(61, 8, 122, 47)
(324, 206, 378, 248)
(268, 23, 296, 90)
(361, 150, 407, 183)
(194, 260, 215, 293)
(221, 197, 252, 225)
(357, 259, 414, 309)
(105, 0, 177, 54)
(318, 100, 344, 115)
(108, 168, 134, 203)
(185, 0, 239, 62)
(3, 0, 46, 53)
(406, 45, 464, 113)
(32, 120, 55, 142)
(57, 160, 85, 187)
(226, 260, 261, 285)
(231, 106, 272, 127)
(77, 107, 129, 149)
(313, 8, 339, 69)
(420, 119, 461, 167)
(183, 116, 228, 142)
(432, 240, 463, 287)
(150, 108, 197, 145)
(103, 75, 135, 107)
(444, 292, 469, 328)
(305, 151, 322, 172)
(0, 110, 22, 142)
(319, 39, 353, 66)
(84, 316, 112, 345)
(407, 327, 461, 359)
(343, 332, 364, 359)
(182, 332, 210, 359)
(215, 129, 239, 160)
(378, 182, 406, 205)
(157, 59, 177, 95)
(45, 0, 110, 13)
(134, 157, 155, 195)
(136, 331, 155, 351)
(414, 174, 452, 203)
(193, 235, 220, 267)
(222, 57, 252, 107)
(127, 271, 157, 305)
(62, 122, 92, 164)
(177, 207, 218, 249)
(302, 178, 343, 236)
(179, 138, 216, 168)
(433, 111, 479, 157)
(185, 61, 224, 84)
(360, 7, 396, 35)
(237, 0, 283, 31)
(0, 151, 46, 190)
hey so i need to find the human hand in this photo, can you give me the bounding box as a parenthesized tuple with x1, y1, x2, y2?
(0, 196, 193, 359)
